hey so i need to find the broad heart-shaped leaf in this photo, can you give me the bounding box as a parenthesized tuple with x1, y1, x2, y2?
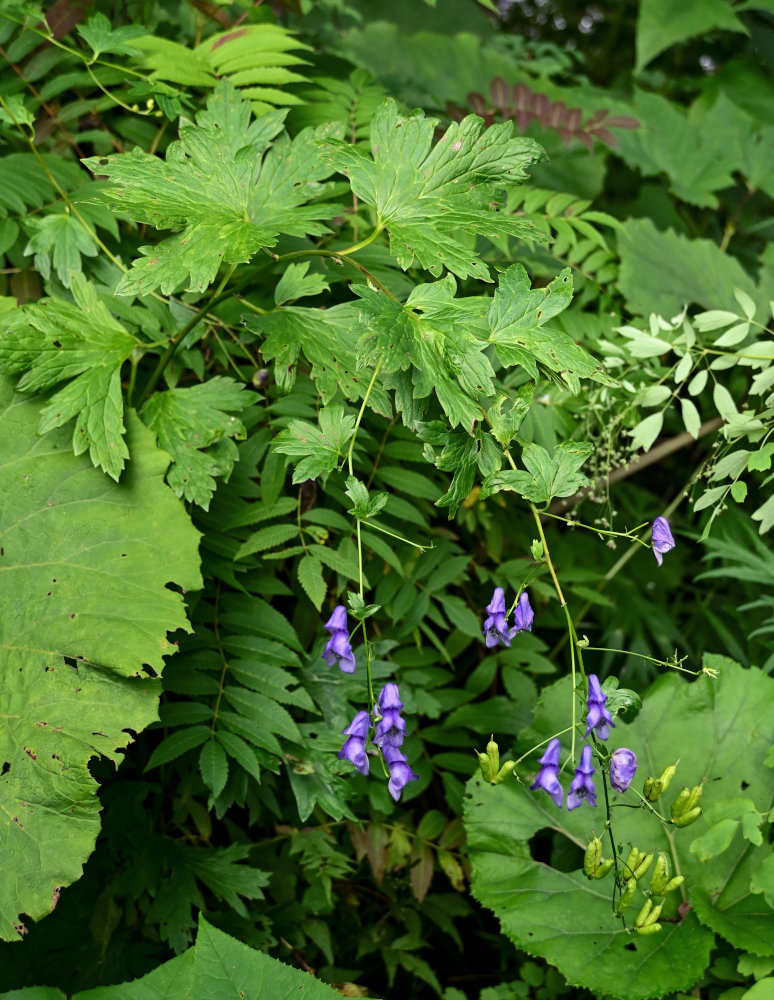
(0, 378, 202, 940)
(83, 82, 341, 295)
(488, 265, 613, 392)
(465, 657, 774, 998)
(354, 276, 494, 431)
(140, 377, 252, 509)
(0, 275, 139, 480)
(480, 441, 592, 504)
(323, 98, 545, 280)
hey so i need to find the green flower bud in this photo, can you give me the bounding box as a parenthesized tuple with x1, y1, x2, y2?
(615, 877, 637, 915)
(494, 760, 515, 784)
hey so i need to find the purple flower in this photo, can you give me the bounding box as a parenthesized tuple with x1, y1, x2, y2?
(382, 743, 418, 802)
(322, 605, 356, 673)
(483, 587, 512, 648)
(337, 710, 372, 776)
(530, 737, 563, 808)
(567, 745, 597, 810)
(651, 517, 675, 567)
(584, 674, 615, 741)
(373, 684, 406, 748)
(609, 748, 638, 792)
(510, 592, 534, 635)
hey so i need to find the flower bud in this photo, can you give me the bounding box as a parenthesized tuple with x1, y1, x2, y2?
(615, 877, 637, 915)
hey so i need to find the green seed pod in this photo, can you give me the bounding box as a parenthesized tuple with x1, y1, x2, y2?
(596, 858, 614, 879)
(615, 877, 637, 915)
(634, 898, 654, 929)
(636, 921, 663, 936)
(664, 874, 685, 893)
(643, 776, 657, 800)
(684, 784, 703, 812)
(477, 751, 494, 783)
(494, 760, 515, 784)
(486, 736, 500, 778)
(670, 787, 691, 820)
(673, 806, 703, 828)
(584, 837, 603, 878)
(633, 852, 654, 881)
(649, 853, 670, 896)
(623, 847, 641, 878)
(658, 762, 678, 795)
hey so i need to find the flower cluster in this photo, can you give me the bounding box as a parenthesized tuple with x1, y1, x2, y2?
(322, 605, 356, 673)
(337, 683, 418, 802)
(482, 587, 534, 648)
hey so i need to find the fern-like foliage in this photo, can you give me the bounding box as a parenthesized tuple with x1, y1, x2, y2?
(447, 77, 640, 152)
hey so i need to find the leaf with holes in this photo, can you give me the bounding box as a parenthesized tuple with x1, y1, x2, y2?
(0, 377, 201, 941)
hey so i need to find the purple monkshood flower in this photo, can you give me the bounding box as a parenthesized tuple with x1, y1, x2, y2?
(609, 748, 638, 792)
(567, 745, 597, 810)
(337, 710, 372, 776)
(483, 589, 534, 648)
(651, 516, 675, 567)
(322, 605, 356, 673)
(584, 674, 615, 742)
(511, 592, 534, 634)
(373, 683, 406, 747)
(530, 737, 563, 808)
(383, 742, 419, 802)
(483, 587, 511, 648)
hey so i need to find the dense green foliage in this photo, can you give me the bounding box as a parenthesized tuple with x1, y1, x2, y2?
(0, 1, 773, 998)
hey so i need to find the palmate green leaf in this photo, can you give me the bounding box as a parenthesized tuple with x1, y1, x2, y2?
(244, 302, 389, 411)
(481, 442, 592, 505)
(0, 378, 201, 941)
(323, 98, 545, 280)
(466, 658, 774, 998)
(489, 265, 612, 392)
(272, 402, 356, 483)
(355, 276, 494, 431)
(83, 82, 341, 296)
(23, 213, 98, 286)
(0, 274, 139, 480)
(140, 377, 251, 509)
(76, 11, 145, 58)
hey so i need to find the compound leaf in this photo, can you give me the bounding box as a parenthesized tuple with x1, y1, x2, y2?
(481, 442, 592, 505)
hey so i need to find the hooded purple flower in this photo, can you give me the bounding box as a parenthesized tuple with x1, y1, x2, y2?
(510, 592, 534, 635)
(609, 748, 638, 792)
(567, 745, 597, 810)
(373, 683, 406, 748)
(337, 710, 372, 776)
(483, 587, 512, 648)
(382, 742, 419, 802)
(651, 517, 675, 567)
(584, 674, 615, 741)
(530, 737, 563, 808)
(322, 605, 356, 673)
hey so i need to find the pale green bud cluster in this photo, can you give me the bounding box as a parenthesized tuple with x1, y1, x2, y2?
(476, 737, 515, 785)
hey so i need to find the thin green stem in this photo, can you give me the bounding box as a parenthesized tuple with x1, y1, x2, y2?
(347, 360, 383, 476)
(337, 225, 384, 255)
(361, 519, 432, 550)
(270, 248, 398, 301)
(138, 265, 237, 404)
(541, 511, 651, 547)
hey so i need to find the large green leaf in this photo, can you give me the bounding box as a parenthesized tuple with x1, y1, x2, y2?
(83, 82, 340, 295)
(465, 658, 774, 998)
(323, 98, 544, 280)
(635, 0, 746, 74)
(0, 378, 201, 940)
